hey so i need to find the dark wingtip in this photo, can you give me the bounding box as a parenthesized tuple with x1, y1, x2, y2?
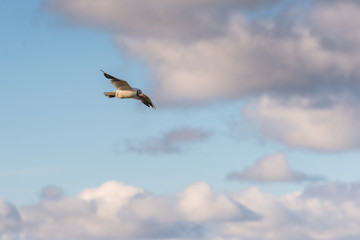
(100, 70, 111, 79)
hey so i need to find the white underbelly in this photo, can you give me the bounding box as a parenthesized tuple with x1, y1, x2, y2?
(115, 90, 136, 99)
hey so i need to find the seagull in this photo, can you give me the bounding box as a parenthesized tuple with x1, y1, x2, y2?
(101, 70, 156, 109)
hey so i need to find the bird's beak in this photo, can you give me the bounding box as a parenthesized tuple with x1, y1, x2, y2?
(139, 94, 146, 98)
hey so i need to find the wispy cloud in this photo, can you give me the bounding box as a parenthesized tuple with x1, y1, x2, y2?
(125, 127, 211, 154)
(227, 153, 323, 183)
(0, 168, 60, 177)
(40, 186, 64, 201)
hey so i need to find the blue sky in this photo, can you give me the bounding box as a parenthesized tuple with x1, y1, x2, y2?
(1, 0, 360, 239)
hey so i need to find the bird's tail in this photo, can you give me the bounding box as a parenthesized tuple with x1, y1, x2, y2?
(104, 92, 116, 98)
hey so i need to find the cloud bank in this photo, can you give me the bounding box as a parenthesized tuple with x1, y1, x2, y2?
(227, 153, 322, 182)
(2, 180, 360, 240)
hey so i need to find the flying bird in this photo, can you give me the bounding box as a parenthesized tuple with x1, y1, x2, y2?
(101, 70, 156, 109)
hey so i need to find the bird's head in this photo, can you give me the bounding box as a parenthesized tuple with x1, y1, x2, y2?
(136, 89, 145, 98)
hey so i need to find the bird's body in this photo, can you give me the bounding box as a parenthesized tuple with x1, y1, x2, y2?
(101, 70, 156, 109)
(115, 89, 138, 99)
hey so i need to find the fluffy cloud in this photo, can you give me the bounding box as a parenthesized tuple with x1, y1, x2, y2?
(45, 0, 360, 105)
(125, 127, 211, 153)
(227, 153, 322, 182)
(244, 94, 360, 151)
(121, 13, 360, 104)
(177, 182, 256, 223)
(225, 184, 360, 240)
(2, 181, 253, 240)
(3, 180, 360, 240)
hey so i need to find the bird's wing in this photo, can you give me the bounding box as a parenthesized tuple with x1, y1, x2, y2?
(139, 94, 156, 109)
(101, 70, 132, 90)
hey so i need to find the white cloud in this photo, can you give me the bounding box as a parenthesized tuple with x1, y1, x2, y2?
(3, 180, 360, 240)
(227, 153, 322, 182)
(177, 182, 250, 222)
(78, 181, 144, 219)
(244, 94, 360, 151)
(125, 127, 211, 153)
(4, 181, 253, 240)
(224, 185, 360, 240)
(119, 20, 323, 104)
(45, 0, 360, 105)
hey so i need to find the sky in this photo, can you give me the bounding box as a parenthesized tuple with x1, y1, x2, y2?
(1, 0, 360, 239)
